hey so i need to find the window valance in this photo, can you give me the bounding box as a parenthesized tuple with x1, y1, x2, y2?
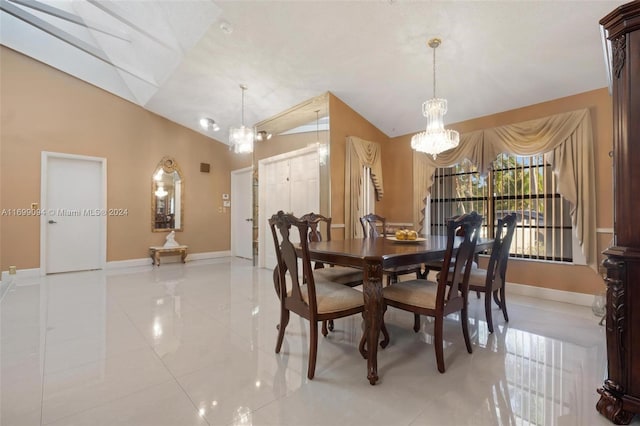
(345, 136, 384, 238)
(413, 108, 597, 271)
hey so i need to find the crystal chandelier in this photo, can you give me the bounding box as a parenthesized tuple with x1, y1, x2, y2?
(229, 84, 255, 154)
(411, 38, 459, 159)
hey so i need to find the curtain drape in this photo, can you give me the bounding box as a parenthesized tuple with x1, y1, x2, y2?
(344, 136, 384, 239)
(412, 109, 597, 270)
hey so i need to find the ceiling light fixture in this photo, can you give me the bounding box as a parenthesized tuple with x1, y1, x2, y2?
(229, 84, 254, 154)
(256, 130, 272, 141)
(411, 38, 459, 159)
(199, 117, 220, 132)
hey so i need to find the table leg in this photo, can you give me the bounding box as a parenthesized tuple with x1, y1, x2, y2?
(362, 261, 383, 385)
(180, 249, 187, 263)
(150, 250, 156, 265)
(154, 252, 161, 266)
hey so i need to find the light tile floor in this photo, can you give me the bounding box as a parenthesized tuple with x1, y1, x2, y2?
(0, 258, 634, 426)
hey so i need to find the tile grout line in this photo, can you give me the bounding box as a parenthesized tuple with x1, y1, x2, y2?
(118, 297, 212, 426)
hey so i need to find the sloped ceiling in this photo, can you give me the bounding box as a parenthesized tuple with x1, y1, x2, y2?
(0, 0, 622, 143)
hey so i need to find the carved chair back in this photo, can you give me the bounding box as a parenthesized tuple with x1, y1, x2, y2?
(269, 211, 317, 314)
(360, 213, 386, 238)
(486, 213, 517, 288)
(437, 211, 483, 309)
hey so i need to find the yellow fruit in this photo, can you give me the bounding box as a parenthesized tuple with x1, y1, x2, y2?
(395, 230, 406, 240)
(407, 230, 418, 240)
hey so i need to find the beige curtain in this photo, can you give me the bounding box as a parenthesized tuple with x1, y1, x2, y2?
(413, 109, 597, 270)
(344, 136, 384, 238)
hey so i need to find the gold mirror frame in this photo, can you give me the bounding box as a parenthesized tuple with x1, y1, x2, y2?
(151, 156, 184, 232)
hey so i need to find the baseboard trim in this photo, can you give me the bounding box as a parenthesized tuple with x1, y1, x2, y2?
(188, 251, 232, 261)
(0, 268, 41, 280)
(0, 276, 14, 302)
(507, 281, 593, 307)
(106, 250, 232, 269)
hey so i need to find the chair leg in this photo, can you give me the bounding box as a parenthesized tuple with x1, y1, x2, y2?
(308, 321, 318, 380)
(413, 313, 420, 332)
(275, 309, 290, 353)
(499, 285, 509, 322)
(485, 291, 494, 333)
(434, 315, 445, 373)
(322, 320, 329, 337)
(476, 290, 481, 299)
(462, 304, 473, 354)
(328, 320, 334, 331)
(493, 290, 502, 308)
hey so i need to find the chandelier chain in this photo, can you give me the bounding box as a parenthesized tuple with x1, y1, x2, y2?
(432, 44, 437, 99)
(240, 84, 246, 126)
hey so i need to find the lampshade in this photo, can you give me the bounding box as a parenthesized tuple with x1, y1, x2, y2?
(411, 38, 459, 159)
(229, 84, 255, 154)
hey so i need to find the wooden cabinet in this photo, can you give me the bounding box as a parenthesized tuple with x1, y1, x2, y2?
(597, 1, 640, 424)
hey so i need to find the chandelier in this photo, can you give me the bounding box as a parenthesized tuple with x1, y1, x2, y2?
(411, 38, 459, 159)
(229, 84, 255, 154)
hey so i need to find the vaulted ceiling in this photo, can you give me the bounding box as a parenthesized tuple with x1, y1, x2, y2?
(0, 0, 621, 143)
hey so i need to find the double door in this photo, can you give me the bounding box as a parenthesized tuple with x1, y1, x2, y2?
(259, 147, 320, 268)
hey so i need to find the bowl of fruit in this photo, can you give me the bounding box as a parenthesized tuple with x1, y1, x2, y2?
(388, 229, 424, 242)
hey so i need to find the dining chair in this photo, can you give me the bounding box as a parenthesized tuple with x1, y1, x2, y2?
(381, 211, 483, 373)
(359, 213, 387, 238)
(422, 214, 478, 278)
(360, 213, 423, 285)
(463, 212, 517, 333)
(300, 212, 363, 287)
(269, 211, 366, 380)
(301, 212, 364, 337)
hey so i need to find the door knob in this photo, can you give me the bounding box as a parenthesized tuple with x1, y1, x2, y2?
(48, 220, 57, 224)
(245, 218, 253, 222)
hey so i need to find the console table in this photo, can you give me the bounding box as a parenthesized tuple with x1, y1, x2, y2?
(149, 245, 188, 266)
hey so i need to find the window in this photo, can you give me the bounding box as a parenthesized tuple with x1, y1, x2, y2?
(363, 166, 376, 216)
(429, 153, 573, 262)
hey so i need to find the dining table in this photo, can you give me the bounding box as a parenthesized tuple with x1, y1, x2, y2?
(307, 235, 493, 385)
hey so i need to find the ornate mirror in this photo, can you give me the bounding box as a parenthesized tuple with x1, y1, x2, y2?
(152, 156, 184, 232)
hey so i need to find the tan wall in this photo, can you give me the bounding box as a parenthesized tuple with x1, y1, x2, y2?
(0, 47, 234, 270)
(328, 93, 390, 238)
(1, 46, 614, 296)
(384, 88, 613, 295)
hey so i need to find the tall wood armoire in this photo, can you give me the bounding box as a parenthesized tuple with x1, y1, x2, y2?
(597, 1, 640, 424)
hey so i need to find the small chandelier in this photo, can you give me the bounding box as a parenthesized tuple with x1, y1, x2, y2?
(411, 38, 459, 159)
(229, 84, 255, 154)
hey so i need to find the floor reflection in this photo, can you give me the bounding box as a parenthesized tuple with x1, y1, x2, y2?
(0, 258, 621, 426)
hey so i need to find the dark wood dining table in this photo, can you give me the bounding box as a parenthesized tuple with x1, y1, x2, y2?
(307, 235, 493, 385)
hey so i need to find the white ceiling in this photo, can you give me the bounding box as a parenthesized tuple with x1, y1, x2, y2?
(0, 0, 622, 144)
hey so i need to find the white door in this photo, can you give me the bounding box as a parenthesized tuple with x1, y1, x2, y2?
(260, 147, 319, 268)
(231, 167, 253, 259)
(42, 153, 106, 274)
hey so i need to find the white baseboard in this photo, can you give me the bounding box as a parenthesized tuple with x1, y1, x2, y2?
(0, 276, 14, 302)
(188, 251, 232, 261)
(507, 281, 593, 307)
(106, 250, 233, 269)
(0, 268, 41, 280)
(0, 268, 42, 294)
(106, 258, 151, 269)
